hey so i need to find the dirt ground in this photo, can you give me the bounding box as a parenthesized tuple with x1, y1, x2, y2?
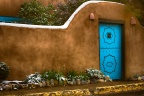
(0, 81, 143, 95)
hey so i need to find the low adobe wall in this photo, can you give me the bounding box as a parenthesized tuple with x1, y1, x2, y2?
(0, 1, 144, 80)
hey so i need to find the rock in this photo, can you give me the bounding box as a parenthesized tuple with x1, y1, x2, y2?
(58, 80, 63, 86)
(31, 84, 36, 88)
(90, 78, 97, 84)
(46, 80, 51, 87)
(132, 77, 138, 81)
(138, 76, 142, 81)
(28, 83, 36, 89)
(73, 79, 76, 85)
(12, 84, 19, 90)
(87, 80, 90, 84)
(21, 83, 28, 89)
(39, 82, 43, 87)
(63, 81, 67, 86)
(50, 79, 54, 86)
(21, 84, 28, 89)
(13, 87, 18, 90)
(42, 81, 46, 87)
(109, 79, 112, 82)
(1, 81, 11, 85)
(12, 80, 23, 84)
(3, 85, 11, 90)
(141, 76, 144, 80)
(18, 84, 23, 89)
(105, 76, 112, 82)
(35, 83, 40, 88)
(67, 81, 73, 85)
(76, 79, 81, 85)
(28, 84, 32, 89)
(0, 86, 3, 91)
(97, 79, 105, 83)
(8, 84, 13, 90)
(105, 76, 110, 81)
(54, 80, 58, 86)
(81, 80, 87, 84)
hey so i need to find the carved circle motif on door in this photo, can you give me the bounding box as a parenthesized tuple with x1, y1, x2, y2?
(103, 27, 116, 45)
(102, 54, 117, 74)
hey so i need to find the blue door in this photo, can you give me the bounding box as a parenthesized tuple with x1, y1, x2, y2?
(99, 23, 122, 80)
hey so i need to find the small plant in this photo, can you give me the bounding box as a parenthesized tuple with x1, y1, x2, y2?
(66, 70, 77, 81)
(86, 68, 105, 79)
(55, 72, 66, 81)
(74, 72, 89, 80)
(79, 73, 90, 81)
(55, 71, 66, 85)
(0, 62, 10, 81)
(133, 74, 141, 78)
(41, 70, 57, 80)
(42, 70, 66, 85)
(24, 72, 44, 84)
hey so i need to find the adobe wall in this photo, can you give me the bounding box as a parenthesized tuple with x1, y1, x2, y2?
(0, 1, 144, 80)
(0, 0, 65, 16)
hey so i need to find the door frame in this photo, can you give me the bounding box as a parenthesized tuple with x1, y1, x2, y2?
(98, 19, 125, 80)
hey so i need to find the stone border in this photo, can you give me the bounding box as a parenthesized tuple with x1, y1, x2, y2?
(94, 82, 144, 95)
(25, 89, 91, 96)
(13, 82, 144, 96)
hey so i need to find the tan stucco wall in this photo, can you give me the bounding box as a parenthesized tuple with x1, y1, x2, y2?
(0, 2, 144, 80)
(0, 0, 65, 16)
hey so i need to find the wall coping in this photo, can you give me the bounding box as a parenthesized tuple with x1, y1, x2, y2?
(0, 1, 124, 29)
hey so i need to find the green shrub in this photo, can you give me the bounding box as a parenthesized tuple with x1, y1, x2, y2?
(55, 0, 88, 25)
(42, 70, 66, 85)
(55, 71, 66, 83)
(41, 70, 57, 80)
(24, 72, 44, 84)
(0, 62, 10, 81)
(18, 0, 89, 25)
(79, 72, 89, 81)
(66, 70, 78, 81)
(74, 72, 89, 81)
(18, 0, 56, 25)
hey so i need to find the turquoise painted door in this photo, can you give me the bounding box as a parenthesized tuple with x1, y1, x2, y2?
(99, 23, 122, 80)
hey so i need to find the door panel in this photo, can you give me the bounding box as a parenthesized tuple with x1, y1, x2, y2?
(99, 23, 122, 80)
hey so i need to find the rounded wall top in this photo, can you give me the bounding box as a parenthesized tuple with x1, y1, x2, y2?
(0, 1, 126, 29)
